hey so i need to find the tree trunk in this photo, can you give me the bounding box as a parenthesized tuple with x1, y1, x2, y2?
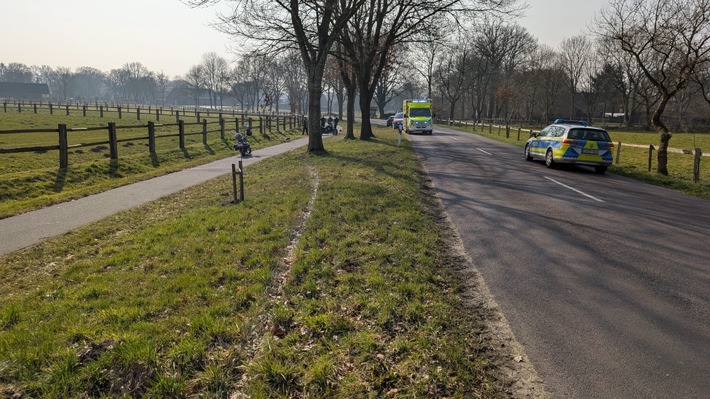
(358, 85, 375, 140)
(345, 85, 357, 139)
(652, 94, 671, 175)
(307, 82, 325, 153)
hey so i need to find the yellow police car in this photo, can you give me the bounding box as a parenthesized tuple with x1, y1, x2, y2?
(524, 120, 614, 174)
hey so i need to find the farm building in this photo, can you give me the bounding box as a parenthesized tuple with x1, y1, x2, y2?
(0, 82, 50, 101)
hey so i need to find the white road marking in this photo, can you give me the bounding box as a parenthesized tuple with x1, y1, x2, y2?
(478, 148, 492, 155)
(543, 176, 604, 202)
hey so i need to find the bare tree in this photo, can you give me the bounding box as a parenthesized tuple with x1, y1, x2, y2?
(0, 62, 34, 83)
(435, 36, 474, 122)
(156, 71, 169, 105)
(185, 65, 207, 106)
(56, 67, 74, 101)
(595, 0, 710, 175)
(558, 35, 591, 119)
(281, 50, 308, 114)
(340, 1, 519, 140)
(373, 52, 406, 117)
(188, 0, 365, 153)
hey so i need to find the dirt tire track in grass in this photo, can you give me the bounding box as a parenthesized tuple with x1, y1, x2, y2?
(229, 165, 319, 398)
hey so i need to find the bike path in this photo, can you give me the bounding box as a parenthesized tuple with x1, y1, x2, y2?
(0, 137, 310, 257)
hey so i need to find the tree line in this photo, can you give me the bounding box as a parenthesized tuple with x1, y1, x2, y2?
(4, 0, 709, 174)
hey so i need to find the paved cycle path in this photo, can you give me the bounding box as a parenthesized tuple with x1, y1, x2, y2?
(0, 137, 310, 256)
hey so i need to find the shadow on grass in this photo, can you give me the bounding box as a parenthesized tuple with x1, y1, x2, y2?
(53, 168, 67, 192)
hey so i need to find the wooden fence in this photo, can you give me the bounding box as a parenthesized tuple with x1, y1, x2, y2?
(0, 114, 298, 169)
(1, 100, 291, 122)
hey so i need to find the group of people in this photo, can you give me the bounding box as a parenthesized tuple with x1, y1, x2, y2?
(301, 115, 339, 135)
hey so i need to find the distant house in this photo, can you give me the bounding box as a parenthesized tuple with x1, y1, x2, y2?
(0, 82, 51, 101)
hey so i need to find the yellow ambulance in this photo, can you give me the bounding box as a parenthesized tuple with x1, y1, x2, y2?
(403, 99, 433, 135)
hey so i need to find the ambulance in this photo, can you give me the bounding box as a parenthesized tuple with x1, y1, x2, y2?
(403, 99, 433, 135)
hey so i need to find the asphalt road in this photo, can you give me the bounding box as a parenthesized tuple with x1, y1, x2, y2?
(406, 125, 709, 398)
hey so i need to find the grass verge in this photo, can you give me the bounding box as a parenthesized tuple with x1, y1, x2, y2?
(0, 127, 509, 398)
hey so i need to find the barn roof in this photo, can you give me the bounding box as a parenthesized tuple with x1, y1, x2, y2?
(0, 82, 51, 97)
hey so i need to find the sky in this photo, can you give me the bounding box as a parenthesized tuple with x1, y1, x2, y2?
(0, 0, 609, 79)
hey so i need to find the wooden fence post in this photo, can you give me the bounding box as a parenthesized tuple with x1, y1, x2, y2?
(148, 121, 156, 153)
(65, 104, 70, 116)
(118, 106, 122, 119)
(239, 160, 244, 201)
(108, 122, 118, 162)
(196, 111, 201, 123)
(155, 107, 160, 121)
(175, 110, 180, 123)
(137, 107, 141, 121)
(34, 103, 37, 114)
(259, 116, 263, 134)
(18, 103, 22, 113)
(235, 118, 240, 133)
(517, 127, 521, 141)
(694, 148, 702, 183)
(100, 105, 104, 118)
(49, 103, 53, 114)
(648, 144, 654, 172)
(179, 120, 185, 149)
(202, 119, 208, 145)
(489, 123, 492, 134)
(82, 105, 87, 117)
(615, 142, 622, 164)
(58, 124, 68, 168)
(232, 163, 240, 203)
(219, 117, 225, 140)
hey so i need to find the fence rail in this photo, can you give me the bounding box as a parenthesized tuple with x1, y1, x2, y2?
(1, 100, 293, 120)
(0, 113, 299, 168)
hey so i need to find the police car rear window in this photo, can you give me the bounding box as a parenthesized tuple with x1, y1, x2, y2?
(568, 129, 611, 142)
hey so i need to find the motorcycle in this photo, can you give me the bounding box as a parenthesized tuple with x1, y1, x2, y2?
(233, 132, 252, 156)
(321, 120, 338, 135)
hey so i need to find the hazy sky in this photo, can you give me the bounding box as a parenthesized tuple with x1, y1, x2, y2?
(1, 0, 609, 79)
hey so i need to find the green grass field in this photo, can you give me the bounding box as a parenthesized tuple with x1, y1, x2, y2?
(0, 127, 508, 398)
(0, 110, 302, 218)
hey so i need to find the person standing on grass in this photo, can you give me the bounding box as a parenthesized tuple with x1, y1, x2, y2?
(302, 115, 308, 135)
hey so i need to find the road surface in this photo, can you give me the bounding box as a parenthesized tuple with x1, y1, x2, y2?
(408, 125, 709, 398)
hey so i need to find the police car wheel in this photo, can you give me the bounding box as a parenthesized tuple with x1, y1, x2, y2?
(525, 145, 533, 161)
(594, 165, 608, 174)
(545, 149, 556, 168)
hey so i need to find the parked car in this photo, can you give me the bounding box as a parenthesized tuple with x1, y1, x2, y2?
(386, 115, 394, 127)
(524, 119, 614, 174)
(392, 112, 404, 130)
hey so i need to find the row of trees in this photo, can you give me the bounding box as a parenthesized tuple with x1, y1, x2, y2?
(4, 0, 709, 173)
(0, 62, 169, 104)
(188, 0, 710, 175)
(0, 53, 310, 114)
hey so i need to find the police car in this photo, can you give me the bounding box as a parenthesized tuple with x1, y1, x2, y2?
(524, 120, 614, 174)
